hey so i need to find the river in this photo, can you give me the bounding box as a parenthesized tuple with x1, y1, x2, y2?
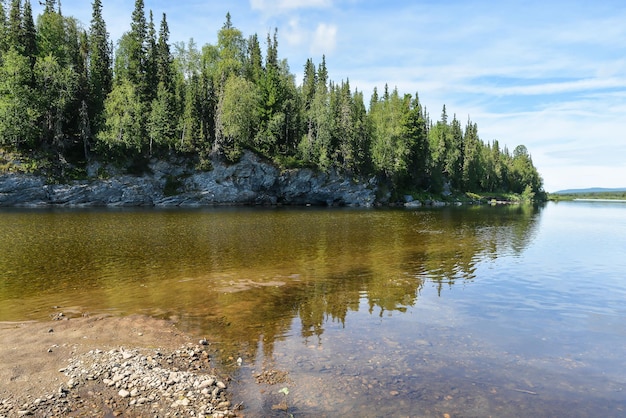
(1, 201, 625, 417)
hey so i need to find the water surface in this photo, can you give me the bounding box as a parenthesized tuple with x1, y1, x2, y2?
(1, 202, 625, 417)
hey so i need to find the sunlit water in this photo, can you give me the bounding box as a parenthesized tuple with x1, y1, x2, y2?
(1, 202, 625, 417)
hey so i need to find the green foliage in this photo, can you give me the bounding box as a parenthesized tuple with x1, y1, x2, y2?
(148, 82, 177, 152)
(88, 0, 113, 135)
(216, 13, 246, 82)
(0, 49, 40, 148)
(215, 74, 259, 161)
(369, 87, 415, 181)
(0, 4, 545, 196)
(97, 79, 144, 154)
(0, 3, 7, 54)
(35, 54, 80, 147)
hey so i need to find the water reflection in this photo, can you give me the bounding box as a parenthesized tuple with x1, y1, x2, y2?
(0, 204, 543, 362)
(7, 204, 626, 416)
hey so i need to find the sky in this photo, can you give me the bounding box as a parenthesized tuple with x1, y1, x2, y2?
(31, 0, 626, 192)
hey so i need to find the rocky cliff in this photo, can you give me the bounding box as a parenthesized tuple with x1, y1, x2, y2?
(0, 152, 379, 207)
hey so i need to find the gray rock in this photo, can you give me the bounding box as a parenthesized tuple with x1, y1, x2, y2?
(0, 151, 378, 207)
(0, 173, 47, 206)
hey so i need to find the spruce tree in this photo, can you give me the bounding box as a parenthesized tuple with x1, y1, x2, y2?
(461, 119, 481, 191)
(44, 0, 56, 14)
(144, 10, 158, 101)
(21, 0, 36, 66)
(156, 13, 173, 90)
(37, 0, 68, 64)
(301, 58, 316, 112)
(246, 33, 262, 84)
(404, 93, 429, 187)
(0, 1, 8, 54)
(317, 55, 328, 94)
(7, 0, 22, 53)
(88, 0, 112, 135)
(265, 28, 278, 70)
(147, 13, 177, 154)
(128, 0, 147, 90)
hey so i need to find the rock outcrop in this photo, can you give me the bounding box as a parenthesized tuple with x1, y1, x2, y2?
(0, 152, 378, 207)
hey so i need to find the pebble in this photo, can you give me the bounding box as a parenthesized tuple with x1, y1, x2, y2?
(0, 344, 237, 417)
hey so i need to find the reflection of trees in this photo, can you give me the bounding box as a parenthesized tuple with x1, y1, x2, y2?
(181, 205, 543, 364)
(0, 205, 543, 363)
(420, 204, 542, 294)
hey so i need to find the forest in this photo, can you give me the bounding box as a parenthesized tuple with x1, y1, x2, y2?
(0, 0, 545, 200)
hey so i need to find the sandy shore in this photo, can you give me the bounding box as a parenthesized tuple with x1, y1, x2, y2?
(0, 314, 238, 417)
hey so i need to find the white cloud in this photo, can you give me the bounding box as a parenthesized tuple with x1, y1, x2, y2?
(250, 0, 332, 13)
(310, 23, 337, 56)
(461, 77, 626, 97)
(283, 18, 306, 46)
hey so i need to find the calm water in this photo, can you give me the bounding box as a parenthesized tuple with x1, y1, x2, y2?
(1, 202, 625, 417)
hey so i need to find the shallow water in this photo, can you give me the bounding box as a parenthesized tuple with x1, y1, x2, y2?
(1, 202, 625, 417)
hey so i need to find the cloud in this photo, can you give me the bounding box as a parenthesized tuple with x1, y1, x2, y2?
(462, 77, 626, 97)
(283, 18, 306, 46)
(250, 0, 332, 13)
(310, 23, 337, 56)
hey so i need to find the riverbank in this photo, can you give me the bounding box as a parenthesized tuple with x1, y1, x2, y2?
(1, 150, 542, 209)
(0, 315, 238, 417)
(0, 151, 378, 208)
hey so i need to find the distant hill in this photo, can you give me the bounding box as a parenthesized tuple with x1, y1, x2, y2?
(553, 187, 626, 194)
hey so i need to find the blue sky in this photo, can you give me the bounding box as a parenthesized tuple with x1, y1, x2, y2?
(32, 0, 626, 192)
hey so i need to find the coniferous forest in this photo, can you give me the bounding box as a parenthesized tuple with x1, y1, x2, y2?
(0, 0, 545, 199)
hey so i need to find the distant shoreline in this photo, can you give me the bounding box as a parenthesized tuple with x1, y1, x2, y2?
(573, 198, 626, 203)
